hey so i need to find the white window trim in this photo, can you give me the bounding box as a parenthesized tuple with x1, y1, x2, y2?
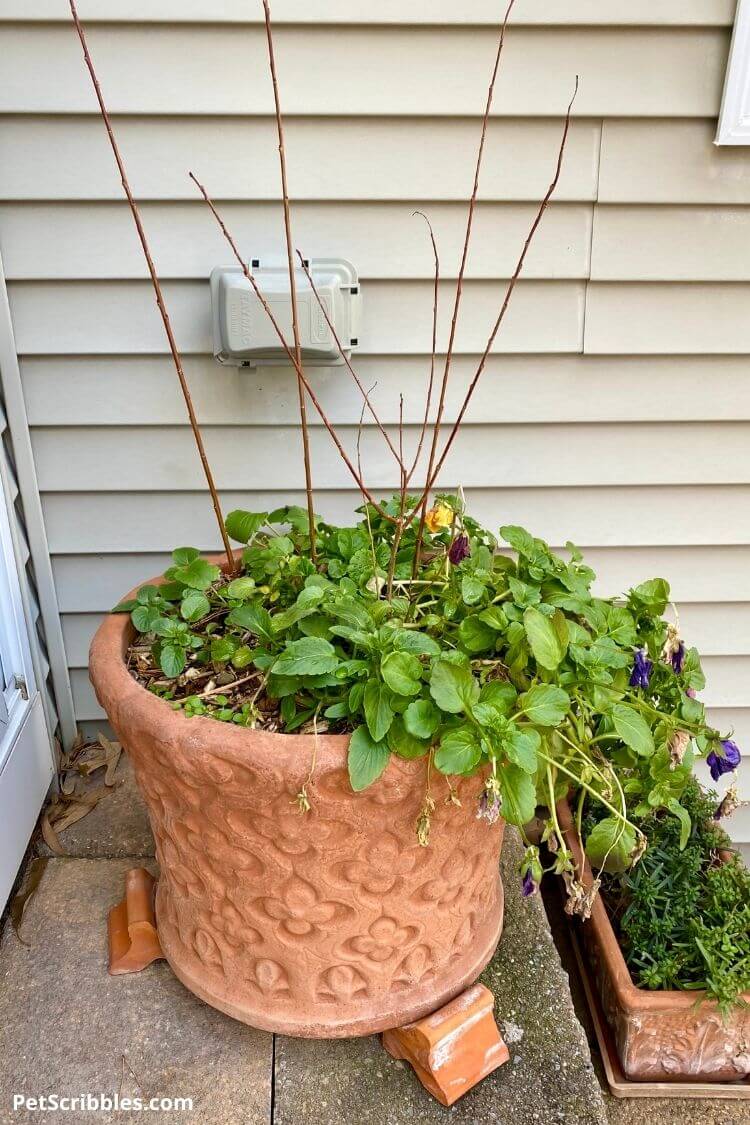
(717, 0, 750, 144)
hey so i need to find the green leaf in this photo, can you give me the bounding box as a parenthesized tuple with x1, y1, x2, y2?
(479, 680, 517, 716)
(681, 647, 706, 692)
(272, 637, 338, 678)
(477, 606, 508, 632)
(231, 645, 255, 669)
(348, 726, 390, 791)
(435, 726, 482, 775)
(227, 603, 274, 640)
(172, 558, 221, 591)
(403, 699, 441, 740)
(226, 576, 256, 600)
(225, 510, 267, 544)
(667, 797, 691, 851)
(505, 727, 540, 773)
(611, 704, 655, 757)
(458, 614, 496, 654)
(500, 525, 538, 558)
(171, 546, 200, 566)
(585, 816, 637, 874)
(499, 764, 536, 827)
(131, 604, 160, 633)
(387, 718, 428, 760)
(160, 642, 186, 678)
(180, 591, 210, 622)
(381, 651, 422, 697)
(630, 577, 670, 616)
(211, 635, 238, 664)
(363, 680, 395, 742)
(518, 683, 569, 727)
(429, 658, 480, 714)
(391, 630, 441, 656)
(461, 575, 485, 605)
(523, 606, 567, 670)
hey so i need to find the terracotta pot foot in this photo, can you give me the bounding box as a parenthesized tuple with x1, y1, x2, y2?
(108, 867, 164, 975)
(382, 983, 509, 1106)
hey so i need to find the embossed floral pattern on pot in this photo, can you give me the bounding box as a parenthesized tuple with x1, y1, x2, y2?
(252, 876, 353, 942)
(341, 916, 420, 965)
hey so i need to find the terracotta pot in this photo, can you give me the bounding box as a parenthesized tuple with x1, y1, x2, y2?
(89, 571, 505, 1037)
(557, 800, 750, 1082)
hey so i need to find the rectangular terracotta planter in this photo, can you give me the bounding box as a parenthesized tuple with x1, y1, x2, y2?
(556, 799, 750, 1083)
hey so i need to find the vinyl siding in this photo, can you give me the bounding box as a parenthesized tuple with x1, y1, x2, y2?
(1, 3, 749, 841)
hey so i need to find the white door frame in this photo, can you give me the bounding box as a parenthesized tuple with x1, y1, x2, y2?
(0, 455, 55, 911)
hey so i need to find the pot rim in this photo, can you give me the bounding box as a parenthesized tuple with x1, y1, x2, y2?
(88, 556, 351, 762)
(556, 797, 750, 1015)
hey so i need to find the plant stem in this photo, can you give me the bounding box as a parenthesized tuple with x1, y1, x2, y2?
(262, 0, 316, 560)
(68, 0, 236, 571)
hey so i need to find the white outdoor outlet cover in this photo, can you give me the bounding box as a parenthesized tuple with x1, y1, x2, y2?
(210, 257, 362, 367)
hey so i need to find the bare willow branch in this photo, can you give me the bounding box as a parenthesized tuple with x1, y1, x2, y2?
(294, 252, 404, 472)
(189, 174, 396, 522)
(419, 78, 579, 499)
(68, 0, 235, 569)
(262, 0, 317, 559)
(406, 211, 440, 486)
(413, 0, 516, 560)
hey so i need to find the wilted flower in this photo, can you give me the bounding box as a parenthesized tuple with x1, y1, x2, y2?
(714, 781, 740, 821)
(424, 503, 453, 534)
(629, 649, 653, 689)
(661, 623, 685, 674)
(668, 729, 690, 770)
(522, 870, 537, 897)
(707, 739, 741, 782)
(476, 779, 502, 825)
(448, 534, 470, 565)
(416, 793, 436, 847)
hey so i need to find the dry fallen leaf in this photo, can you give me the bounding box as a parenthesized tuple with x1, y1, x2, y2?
(10, 857, 49, 945)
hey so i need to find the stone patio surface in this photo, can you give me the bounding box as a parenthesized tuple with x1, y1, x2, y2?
(0, 756, 747, 1124)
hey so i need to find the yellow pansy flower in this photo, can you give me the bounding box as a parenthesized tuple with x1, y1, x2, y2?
(424, 503, 453, 534)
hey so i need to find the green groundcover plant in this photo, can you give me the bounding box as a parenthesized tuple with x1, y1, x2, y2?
(585, 779, 750, 1012)
(119, 493, 744, 911)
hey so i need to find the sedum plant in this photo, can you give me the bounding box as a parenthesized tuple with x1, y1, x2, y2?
(120, 493, 743, 905)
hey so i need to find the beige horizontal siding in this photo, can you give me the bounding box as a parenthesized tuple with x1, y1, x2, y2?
(0, 1, 736, 25)
(584, 282, 750, 353)
(591, 205, 750, 280)
(0, 117, 602, 202)
(6, 279, 586, 354)
(51, 547, 750, 614)
(599, 120, 750, 203)
(40, 487, 750, 554)
(0, 27, 728, 118)
(3, 2, 749, 839)
(0, 202, 592, 281)
(29, 422, 750, 491)
(21, 355, 750, 426)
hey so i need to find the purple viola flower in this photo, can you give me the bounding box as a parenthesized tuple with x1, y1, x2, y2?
(629, 649, 653, 689)
(522, 870, 538, 898)
(448, 534, 470, 566)
(707, 739, 741, 782)
(671, 641, 686, 675)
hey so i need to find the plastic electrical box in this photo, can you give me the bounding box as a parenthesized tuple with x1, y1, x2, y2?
(210, 258, 362, 367)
